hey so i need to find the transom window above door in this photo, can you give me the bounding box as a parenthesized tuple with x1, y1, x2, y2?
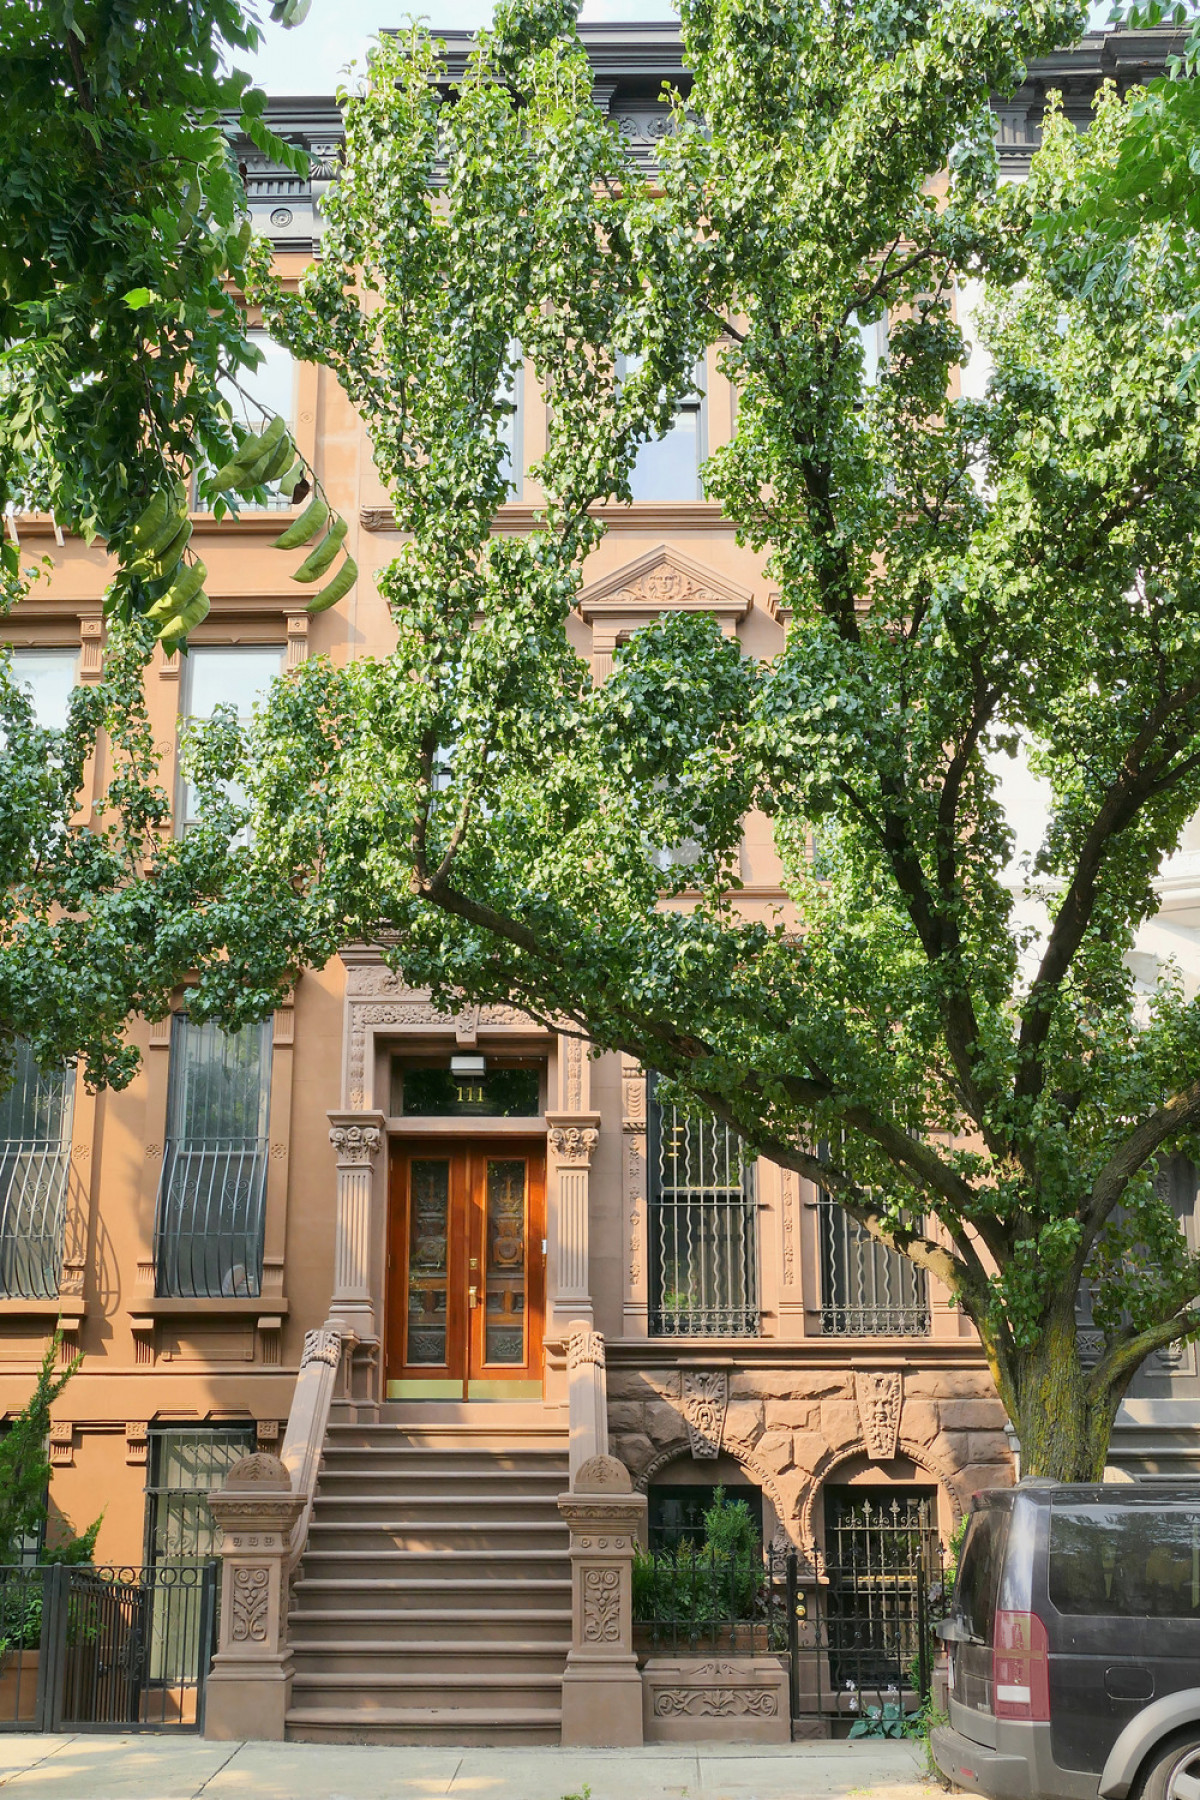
(390, 1055, 545, 1118)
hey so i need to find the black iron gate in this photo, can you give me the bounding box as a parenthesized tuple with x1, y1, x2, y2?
(632, 1498, 946, 1736)
(0, 1562, 216, 1733)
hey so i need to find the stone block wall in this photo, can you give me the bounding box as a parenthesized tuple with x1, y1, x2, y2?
(607, 1358, 1014, 1548)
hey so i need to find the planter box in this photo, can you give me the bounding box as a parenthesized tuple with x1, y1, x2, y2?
(0, 1649, 39, 1724)
(642, 1655, 790, 1744)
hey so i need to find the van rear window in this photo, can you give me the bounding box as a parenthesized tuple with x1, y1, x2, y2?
(1049, 1502, 1200, 1617)
(955, 1507, 1009, 1644)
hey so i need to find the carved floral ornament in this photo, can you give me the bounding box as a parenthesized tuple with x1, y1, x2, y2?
(549, 1125, 599, 1166)
(582, 1566, 622, 1643)
(230, 1565, 270, 1643)
(329, 1122, 382, 1165)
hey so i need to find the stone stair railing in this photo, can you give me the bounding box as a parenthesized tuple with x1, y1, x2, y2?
(559, 1324, 647, 1748)
(204, 1319, 345, 1740)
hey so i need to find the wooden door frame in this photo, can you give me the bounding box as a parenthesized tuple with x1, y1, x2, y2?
(386, 1136, 546, 1401)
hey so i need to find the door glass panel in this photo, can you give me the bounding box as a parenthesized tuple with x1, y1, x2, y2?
(407, 1159, 450, 1365)
(484, 1158, 527, 1365)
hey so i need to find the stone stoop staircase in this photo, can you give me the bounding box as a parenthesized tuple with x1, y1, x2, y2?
(285, 1414, 572, 1745)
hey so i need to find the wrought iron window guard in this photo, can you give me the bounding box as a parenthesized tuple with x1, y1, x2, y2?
(153, 1137, 268, 1299)
(648, 1084, 760, 1339)
(817, 1193, 929, 1337)
(0, 1140, 70, 1300)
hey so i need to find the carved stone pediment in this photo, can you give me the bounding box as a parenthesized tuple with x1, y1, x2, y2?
(578, 545, 752, 645)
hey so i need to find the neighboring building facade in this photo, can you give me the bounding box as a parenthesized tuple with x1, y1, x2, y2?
(0, 23, 1188, 1741)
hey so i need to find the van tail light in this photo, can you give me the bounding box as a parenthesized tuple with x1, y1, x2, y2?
(993, 1610, 1050, 1721)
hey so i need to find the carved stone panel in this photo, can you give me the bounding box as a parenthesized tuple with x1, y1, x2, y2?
(582, 1566, 621, 1643)
(683, 1371, 728, 1460)
(855, 1369, 902, 1461)
(230, 1565, 270, 1643)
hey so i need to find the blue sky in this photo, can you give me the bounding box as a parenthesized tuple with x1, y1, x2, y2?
(243, 1, 676, 93)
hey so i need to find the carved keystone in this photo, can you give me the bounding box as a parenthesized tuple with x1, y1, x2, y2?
(204, 1453, 304, 1742)
(855, 1369, 902, 1461)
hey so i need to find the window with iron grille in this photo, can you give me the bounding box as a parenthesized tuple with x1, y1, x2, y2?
(145, 1424, 254, 1680)
(154, 1017, 272, 1298)
(817, 1190, 929, 1336)
(648, 1077, 759, 1337)
(0, 1041, 73, 1299)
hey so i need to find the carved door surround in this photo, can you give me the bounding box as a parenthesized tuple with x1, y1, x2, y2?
(577, 546, 752, 682)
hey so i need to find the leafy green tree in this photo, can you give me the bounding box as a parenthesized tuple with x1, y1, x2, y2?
(191, 0, 1200, 1479)
(0, 1, 348, 1086)
(0, 1336, 99, 1565)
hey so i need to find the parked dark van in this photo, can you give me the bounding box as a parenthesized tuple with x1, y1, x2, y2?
(933, 1483, 1200, 1800)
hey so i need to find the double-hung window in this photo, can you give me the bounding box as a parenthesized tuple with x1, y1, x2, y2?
(217, 330, 297, 512)
(0, 1041, 73, 1300)
(647, 1076, 759, 1337)
(8, 649, 77, 731)
(178, 645, 284, 838)
(154, 1016, 272, 1298)
(620, 356, 706, 502)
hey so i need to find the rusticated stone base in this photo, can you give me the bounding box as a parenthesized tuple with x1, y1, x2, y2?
(607, 1360, 1014, 1541)
(642, 1656, 790, 1743)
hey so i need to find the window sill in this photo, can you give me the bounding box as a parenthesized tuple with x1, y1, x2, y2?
(187, 511, 297, 532)
(128, 1296, 289, 1320)
(0, 1297, 85, 1320)
(360, 501, 731, 535)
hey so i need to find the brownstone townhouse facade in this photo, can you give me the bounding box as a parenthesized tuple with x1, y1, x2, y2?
(0, 23, 1194, 1745)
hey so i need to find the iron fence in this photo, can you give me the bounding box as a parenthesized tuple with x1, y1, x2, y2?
(154, 1137, 268, 1298)
(0, 1562, 216, 1733)
(632, 1535, 948, 1732)
(0, 1141, 70, 1299)
(817, 1194, 930, 1336)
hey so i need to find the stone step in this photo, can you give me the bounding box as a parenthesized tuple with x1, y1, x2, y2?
(290, 1670, 563, 1712)
(297, 1548, 570, 1584)
(310, 1494, 566, 1526)
(291, 1576, 571, 1610)
(304, 1518, 569, 1553)
(285, 1704, 562, 1746)
(285, 1641, 569, 1674)
(315, 1466, 567, 1491)
(288, 1610, 571, 1646)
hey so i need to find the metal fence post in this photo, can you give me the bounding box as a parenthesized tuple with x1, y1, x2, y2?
(37, 1564, 67, 1733)
(196, 1562, 217, 1735)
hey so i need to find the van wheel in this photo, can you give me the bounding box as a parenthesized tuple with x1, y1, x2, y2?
(1137, 1731, 1200, 1800)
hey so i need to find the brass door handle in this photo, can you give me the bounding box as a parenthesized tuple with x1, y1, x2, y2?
(468, 1284, 478, 1308)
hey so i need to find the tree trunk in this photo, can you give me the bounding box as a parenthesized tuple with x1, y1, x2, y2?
(1006, 1307, 1118, 1482)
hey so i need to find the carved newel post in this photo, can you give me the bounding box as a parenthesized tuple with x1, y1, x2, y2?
(327, 1111, 385, 1340)
(205, 1453, 305, 1741)
(558, 1453, 647, 1748)
(566, 1323, 609, 1485)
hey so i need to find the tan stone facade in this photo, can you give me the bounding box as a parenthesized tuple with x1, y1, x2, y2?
(5, 24, 1190, 1742)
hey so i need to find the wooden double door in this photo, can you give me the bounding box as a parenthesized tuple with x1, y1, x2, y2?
(386, 1141, 546, 1400)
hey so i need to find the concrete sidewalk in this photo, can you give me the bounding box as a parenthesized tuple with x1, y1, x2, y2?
(0, 1735, 932, 1800)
